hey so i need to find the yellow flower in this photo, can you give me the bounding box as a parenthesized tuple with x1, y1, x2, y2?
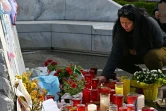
(30, 90, 37, 98)
(15, 75, 22, 79)
(32, 79, 38, 84)
(31, 82, 37, 89)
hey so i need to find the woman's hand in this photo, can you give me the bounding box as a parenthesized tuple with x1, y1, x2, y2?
(95, 76, 107, 84)
(155, 11, 161, 19)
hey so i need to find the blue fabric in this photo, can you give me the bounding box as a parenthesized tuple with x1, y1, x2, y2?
(33, 76, 60, 101)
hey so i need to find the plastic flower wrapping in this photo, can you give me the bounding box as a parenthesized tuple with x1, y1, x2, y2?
(15, 72, 47, 111)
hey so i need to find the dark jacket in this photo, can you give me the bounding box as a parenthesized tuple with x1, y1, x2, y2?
(153, 3, 166, 33)
(101, 17, 166, 79)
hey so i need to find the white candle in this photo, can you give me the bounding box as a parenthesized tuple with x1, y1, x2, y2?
(88, 104, 97, 111)
(137, 94, 145, 110)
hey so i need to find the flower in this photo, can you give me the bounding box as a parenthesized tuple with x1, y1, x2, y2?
(51, 63, 85, 96)
(44, 59, 58, 72)
(133, 69, 166, 85)
(15, 72, 47, 111)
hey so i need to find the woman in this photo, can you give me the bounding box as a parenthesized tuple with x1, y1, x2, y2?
(97, 4, 166, 83)
(153, 0, 166, 33)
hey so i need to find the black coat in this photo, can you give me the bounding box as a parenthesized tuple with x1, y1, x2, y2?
(101, 17, 166, 79)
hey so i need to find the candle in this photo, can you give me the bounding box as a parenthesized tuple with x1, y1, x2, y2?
(100, 87, 110, 111)
(109, 104, 118, 111)
(123, 79, 130, 97)
(115, 82, 123, 94)
(72, 98, 81, 107)
(126, 104, 135, 111)
(77, 104, 86, 111)
(87, 104, 97, 111)
(110, 89, 115, 102)
(91, 78, 99, 89)
(45, 95, 55, 100)
(84, 74, 92, 88)
(119, 107, 127, 111)
(127, 94, 138, 104)
(90, 89, 98, 102)
(137, 94, 145, 110)
(82, 88, 90, 104)
(142, 107, 150, 111)
(113, 94, 124, 108)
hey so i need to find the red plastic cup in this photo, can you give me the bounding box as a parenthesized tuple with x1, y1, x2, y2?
(72, 98, 81, 107)
(77, 104, 86, 111)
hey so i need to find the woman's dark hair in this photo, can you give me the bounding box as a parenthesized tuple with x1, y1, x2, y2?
(113, 4, 152, 55)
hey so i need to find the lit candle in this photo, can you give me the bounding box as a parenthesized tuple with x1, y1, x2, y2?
(115, 82, 123, 95)
(137, 94, 145, 110)
(87, 104, 97, 111)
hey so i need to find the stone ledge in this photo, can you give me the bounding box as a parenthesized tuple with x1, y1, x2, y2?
(16, 20, 114, 53)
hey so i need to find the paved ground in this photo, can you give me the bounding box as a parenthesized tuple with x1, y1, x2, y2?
(22, 50, 166, 111)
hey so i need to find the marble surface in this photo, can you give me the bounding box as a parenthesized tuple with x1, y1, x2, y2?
(16, 0, 121, 21)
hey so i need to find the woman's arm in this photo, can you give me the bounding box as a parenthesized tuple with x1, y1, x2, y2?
(101, 31, 123, 80)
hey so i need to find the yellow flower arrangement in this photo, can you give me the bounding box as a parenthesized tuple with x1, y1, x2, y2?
(15, 72, 47, 111)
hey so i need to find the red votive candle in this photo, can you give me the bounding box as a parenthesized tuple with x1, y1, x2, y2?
(82, 88, 90, 104)
(126, 104, 135, 111)
(110, 89, 115, 102)
(91, 78, 99, 89)
(84, 74, 92, 88)
(113, 94, 124, 108)
(77, 104, 86, 111)
(119, 107, 127, 111)
(90, 89, 98, 102)
(72, 98, 81, 107)
(149, 107, 155, 111)
(45, 95, 55, 100)
(142, 107, 150, 111)
(90, 67, 98, 75)
(127, 94, 138, 104)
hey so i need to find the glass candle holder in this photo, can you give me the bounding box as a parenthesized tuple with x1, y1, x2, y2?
(87, 104, 97, 111)
(109, 104, 118, 111)
(123, 79, 130, 97)
(77, 104, 86, 111)
(115, 82, 123, 95)
(90, 89, 98, 102)
(82, 88, 91, 104)
(72, 98, 81, 107)
(119, 107, 127, 111)
(100, 92, 110, 111)
(84, 74, 92, 88)
(126, 104, 135, 111)
(127, 93, 138, 104)
(113, 94, 124, 108)
(110, 89, 115, 102)
(142, 107, 150, 111)
(91, 78, 99, 89)
(149, 107, 155, 111)
(45, 95, 55, 100)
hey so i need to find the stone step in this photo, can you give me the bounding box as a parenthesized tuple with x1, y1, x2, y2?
(16, 20, 115, 54)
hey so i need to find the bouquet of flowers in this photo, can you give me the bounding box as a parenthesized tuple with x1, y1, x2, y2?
(131, 69, 166, 101)
(54, 64, 85, 96)
(44, 59, 58, 73)
(15, 72, 47, 111)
